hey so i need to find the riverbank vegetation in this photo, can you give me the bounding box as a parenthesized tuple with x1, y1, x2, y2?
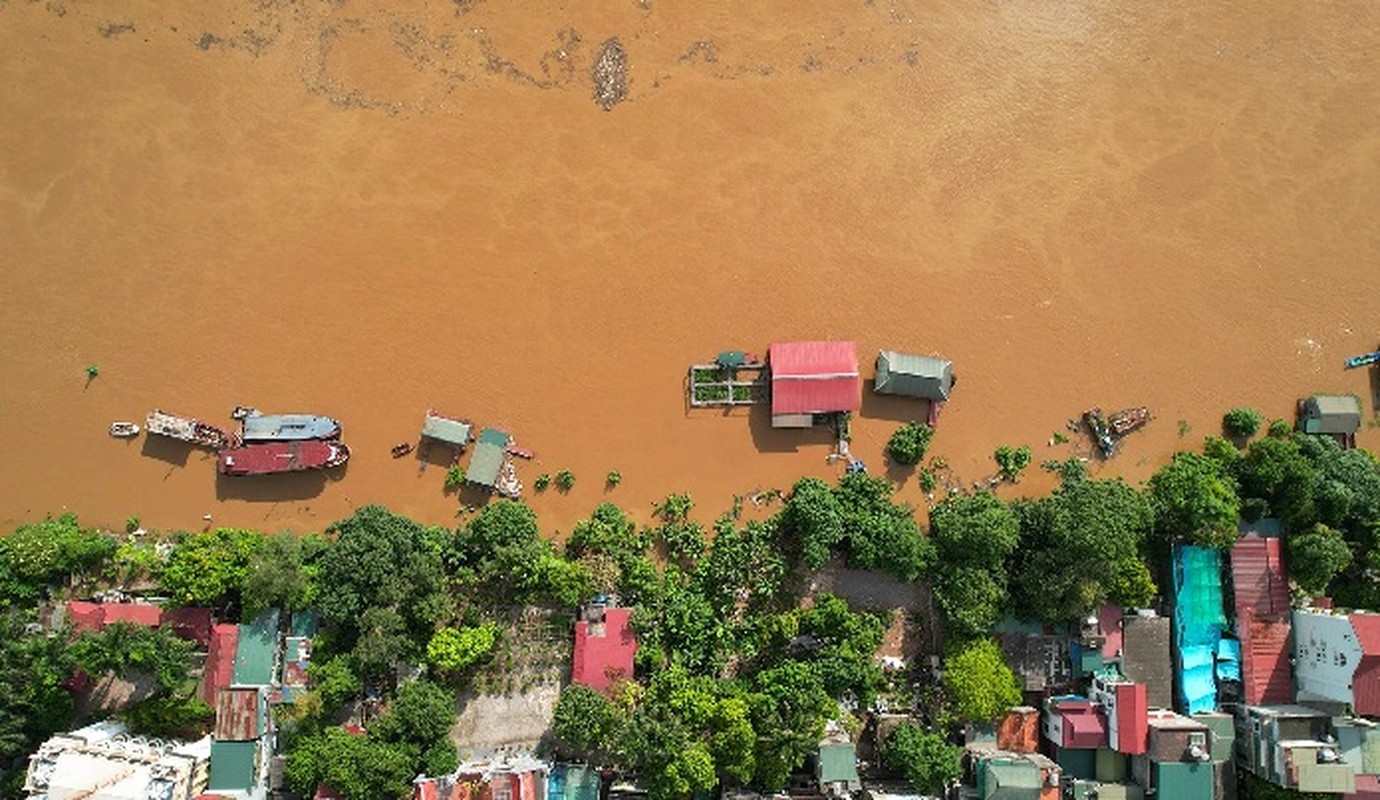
(2, 416, 1379, 799)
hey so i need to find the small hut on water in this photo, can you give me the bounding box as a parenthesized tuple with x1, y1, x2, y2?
(873, 350, 955, 401)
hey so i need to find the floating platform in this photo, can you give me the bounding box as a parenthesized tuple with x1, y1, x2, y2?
(146, 410, 234, 450)
(239, 411, 341, 442)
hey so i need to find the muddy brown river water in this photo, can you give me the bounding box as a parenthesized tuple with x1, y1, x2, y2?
(2, 1, 1378, 536)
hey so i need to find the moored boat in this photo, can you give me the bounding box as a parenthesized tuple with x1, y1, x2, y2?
(1344, 351, 1380, 370)
(1108, 406, 1151, 437)
(109, 422, 140, 438)
(145, 410, 235, 450)
(1083, 407, 1116, 458)
(239, 411, 342, 441)
(218, 441, 350, 476)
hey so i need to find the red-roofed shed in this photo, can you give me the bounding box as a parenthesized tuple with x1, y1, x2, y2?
(1111, 682, 1148, 755)
(163, 607, 215, 650)
(573, 607, 637, 692)
(768, 341, 861, 417)
(1231, 536, 1290, 618)
(203, 623, 240, 703)
(1240, 611, 1293, 705)
(1043, 699, 1108, 749)
(103, 603, 164, 628)
(66, 600, 106, 634)
(1350, 613, 1380, 716)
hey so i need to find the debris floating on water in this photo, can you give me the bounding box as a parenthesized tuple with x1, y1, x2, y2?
(592, 37, 629, 110)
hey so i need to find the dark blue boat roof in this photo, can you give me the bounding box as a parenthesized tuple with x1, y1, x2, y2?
(240, 414, 341, 441)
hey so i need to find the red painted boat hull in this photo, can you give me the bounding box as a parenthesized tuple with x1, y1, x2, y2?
(218, 441, 350, 476)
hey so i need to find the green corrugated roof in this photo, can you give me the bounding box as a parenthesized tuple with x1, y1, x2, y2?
(289, 610, 318, 638)
(980, 759, 1041, 799)
(423, 413, 472, 446)
(1302, 395, 1362, 434)
(467, 428, 511, 487)
(208, 740, 258, 792)
(817, 743, 861, 789)
(233, 609, 279, 686)
(1155, 761, 1213, 800)
(874, 350, 953, 400)
(552, 764, 601, 800)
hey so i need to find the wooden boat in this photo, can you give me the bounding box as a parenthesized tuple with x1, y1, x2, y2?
(218, 441, 350, 476)
(109, 422, 140, 438)
(145, 410, 235, 450)
(1108, 406, 1151, 437)
(391, 442, 414, 458)
(505, 445, 536, 460)
(1344, 351, 1380, 370)
(1083, 407, 1116, 458)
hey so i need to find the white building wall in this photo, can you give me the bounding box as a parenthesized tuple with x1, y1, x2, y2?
(1294, 610, 1363, 706)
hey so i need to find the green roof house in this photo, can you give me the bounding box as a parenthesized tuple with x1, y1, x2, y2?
(874, 350, 955, 401)
(816, 741, 862, 794)
(422, 410, 473, 447)
(977, 757, 1042, 800)
(208, 740, 259, 794)
(467, 427, 512, 489)
(1298, 395, 1362, 435)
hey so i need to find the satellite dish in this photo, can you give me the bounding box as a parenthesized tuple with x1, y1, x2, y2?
(1188, 744, 1210, 762)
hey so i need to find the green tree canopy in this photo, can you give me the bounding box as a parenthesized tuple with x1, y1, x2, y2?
(242, 532, 330, 617)
(159, 528, 262, 607)
(426, 624, 499, 675)
(551, 683, 625, 761)
(1, 514, 115, 602)
(285, 727, 417, 800)
(780, 477, 845, 569)
(1148, 451, 1241, 549)
(317, 506, 449, 647)
(881, 723, 962, 795)
(886, 422, 934, 467)
(370, 679, 457, 749)
(0, 611, 77, 765)
(451, 500, 558, 604)
(1223, 407, 1265, 439)
(933, 566, 1007, 638)
(929, 492, 1019, 570)
(943, 638, 1021, 722)
(832, 473, 934, 581)
(1286, 523, 1352, 596)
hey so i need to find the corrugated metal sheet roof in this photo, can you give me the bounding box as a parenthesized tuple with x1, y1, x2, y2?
(233, 609, 279, 686)
(1154, 762, 1213, 800)
(423, 412, 472, 446)
(769, 341, 861, 415)
(572, 607, 636, 691)
(102, 602, 164, 628)
(66, 600, 107, 634)
(467, 427, 511, 487)
(1113, 683, 1148, 755)
(874, 350, 953, 400)
(1231, 536, 1290, 618)
(1351, 614, 1380, 716)
(163, 607, 214, 649)
(997, 708, 1040, 754)
(1098, 603, 1124, 660)
(214, 687, 263, 741)
(817, 742, 861, 788)
(1239, 611, 1293, 705)
(1121, 616, 1173, 710)
(204, 624, 239, 703)
(1304, 395, 1363, 434)
(208, 740, 258, 792)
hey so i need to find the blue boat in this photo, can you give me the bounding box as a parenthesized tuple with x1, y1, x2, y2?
(238, 410, 341, 441)
(1344, 351, 1380, 370)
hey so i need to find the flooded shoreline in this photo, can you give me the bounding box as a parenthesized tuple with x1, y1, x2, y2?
(2, 1, 1378, 535)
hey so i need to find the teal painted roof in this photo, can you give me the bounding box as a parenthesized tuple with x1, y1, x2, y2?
(550, 764, 601, 800)
(1154, 762, 1212, 800)
(467, 428, 511, 487)
(208, 740, 258, 792)
(233, 609, 279, 686)
(817, 743, 861, 788)
(423, 413, 472, 446)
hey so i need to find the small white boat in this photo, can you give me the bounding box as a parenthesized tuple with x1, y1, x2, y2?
(109, 422, 141, 438)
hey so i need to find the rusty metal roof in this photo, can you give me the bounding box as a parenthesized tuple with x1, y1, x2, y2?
(1231, 536, 1290, 618)
(214, 687, 263, 741)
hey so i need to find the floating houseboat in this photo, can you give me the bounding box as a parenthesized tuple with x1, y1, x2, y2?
(217, 441, 350, 476)
(145, 410, 235, 450)
(237, 409, 342, 441)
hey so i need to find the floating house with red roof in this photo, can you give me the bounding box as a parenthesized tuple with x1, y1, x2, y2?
(767, 341, 860, 428)
(572, 605, 636, 693)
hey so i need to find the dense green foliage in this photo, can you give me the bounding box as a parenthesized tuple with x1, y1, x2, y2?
(993, 445, 1033, 482)
(929, 493, 1018, 637)
(943, 638, 1022, 722)
(159, 528, 261, 606)
(886, 422, 933, 467)
(1224, 407, 1265, 439)
(1286, 523, 1353, 596)
(881, 723, 962, 795)
(551, 684, 625, 761)
(243, 531, 328, 616)
(1009, 476, 1155, 622)
(0, 514, 115, 605)
(1149, 452, 1242, 549)
(426, 624, 499, 674)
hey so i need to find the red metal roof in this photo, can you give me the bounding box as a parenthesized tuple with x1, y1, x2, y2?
(203, 623, 240, 703)
(1113, 682, 1148, 755)
(103, 603, 164, 628)
(1098, 603, 1124, 660)
(572, 607, 637, 692)
(214, 687, 262, 741)
(1350, 613, 1380, 716)
(66, 600, 107, 634)
(1231, 536, 1290, 618)
(1345, 773, 1380, 799)
(1239, 610, 1293, 705)
(163, 607, 214, 649)
(1055, 702, 1109, 749)
(218, 441, 347, 475)
(769, 341, 861, 415)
